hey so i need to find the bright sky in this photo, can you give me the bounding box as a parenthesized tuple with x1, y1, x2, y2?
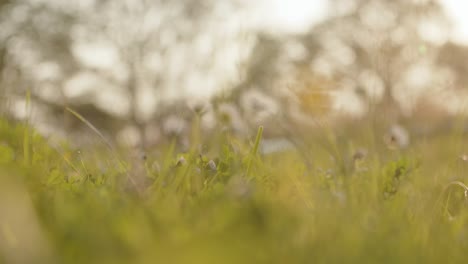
(248, 0, 329, 34)
(443, 0, 468, 44)
(259, 0, 468, 44)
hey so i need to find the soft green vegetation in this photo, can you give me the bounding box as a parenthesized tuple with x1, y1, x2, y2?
(1, 116, 468, 263)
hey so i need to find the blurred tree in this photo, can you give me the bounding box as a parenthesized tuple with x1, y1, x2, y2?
(223, 32, 333, 135)
(0, 0, 252, 147)
(233, 0, 457, 126)
(0, 0, 464, 146)
(438, 42, 468, 89)
(304, 0, 454, 120)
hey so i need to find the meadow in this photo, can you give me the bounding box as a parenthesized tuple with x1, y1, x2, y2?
(0, 112, 467, 264)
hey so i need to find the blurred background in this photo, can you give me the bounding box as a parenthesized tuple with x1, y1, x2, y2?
(1, 0, 468, 148)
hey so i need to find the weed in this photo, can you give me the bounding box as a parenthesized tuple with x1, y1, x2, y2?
(0, 117, 467, 263)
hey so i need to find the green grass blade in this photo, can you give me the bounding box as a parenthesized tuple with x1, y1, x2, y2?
(65, 107, 115, 151)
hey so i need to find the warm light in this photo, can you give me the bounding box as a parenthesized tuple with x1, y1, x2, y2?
(443, 0, 468, 44)
(249, 0, 328, 34)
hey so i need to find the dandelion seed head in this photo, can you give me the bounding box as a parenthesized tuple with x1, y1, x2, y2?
(459, 154, 468, 162)
(384, 124, 409, 150)
(176, 156, 186, 167)
(207, 160, 217, 171)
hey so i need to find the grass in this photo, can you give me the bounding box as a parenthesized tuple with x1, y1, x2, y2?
(0, 114, 468, 264)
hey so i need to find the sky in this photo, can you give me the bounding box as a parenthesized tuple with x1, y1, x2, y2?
(247, 0, 329, 34)
(443, 0, 468, 44)
(257, 0, 468, 44)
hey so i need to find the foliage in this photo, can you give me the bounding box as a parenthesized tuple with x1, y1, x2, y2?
(1, 116, 468, 263)
(0, 0, 253, 141)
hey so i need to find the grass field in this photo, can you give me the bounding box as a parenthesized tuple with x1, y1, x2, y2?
(0, 115, 467, 263)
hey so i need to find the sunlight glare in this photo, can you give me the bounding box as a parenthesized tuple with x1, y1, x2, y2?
(443, 0, 468, 44)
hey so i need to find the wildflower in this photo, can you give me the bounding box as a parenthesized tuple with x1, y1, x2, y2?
(176, 156, 186, 167)
(352, 148, 367, 162)
(217, 103, 247, 135)
(352, 148, 368, 171)
(384, 124, 409, 150)
(459, 154, 468, 162)
(162, 116, 187, 137)
(207, 160, 217, 172)
(188, 100, 210, 116)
